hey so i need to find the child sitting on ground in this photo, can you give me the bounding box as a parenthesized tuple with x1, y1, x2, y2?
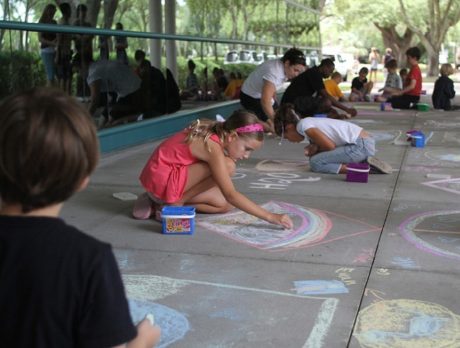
(387, 47, 422, 109)
(324, 71, 346, 102)
(180, 59, 200, 100)
(224, 72, 243, 100)
(133, 110, 293, 229)
(0, 88, 160, 348)
(376, 59, 402, 102)
(274, 103, 392, 174)
(432, 63, 456, 110)
(349, 67, 374, 102)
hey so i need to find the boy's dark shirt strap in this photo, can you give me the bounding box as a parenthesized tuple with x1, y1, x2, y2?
(281, 66, 325, 104)
(0, 216, 136, 348)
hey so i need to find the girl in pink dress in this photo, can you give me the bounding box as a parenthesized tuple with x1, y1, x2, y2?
(133, 110, 293, 229)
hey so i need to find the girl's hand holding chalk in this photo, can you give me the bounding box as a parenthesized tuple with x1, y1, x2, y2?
(135, 314, 161, 347)
(145, 313, 155, 325)
(304, 144, 319, 157)
(269, 213, 294, 229)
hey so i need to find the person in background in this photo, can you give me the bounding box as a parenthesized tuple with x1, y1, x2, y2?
(38, 4, 57, 86)
(368, 47, 380, 82)
(432, 63, 456, 110)
(388, 47, 422, 109)
(87, 60, 143, 126)
(98, 35, 111, 61)
(375, 59, 402, 102)
(224, 71, 243, 100)
(274, 103, 392, 175)
(240, 48, 306, 132)
(0, 87, 161, 348)
(56, 2, 72, 93)
(281, 58, 357, 119)
(180, 59, 200, 100)
(134, 49, 168, 117)
(349, 67, 373, 102)
(324, 72, 346, 102)
(399, 68, 408, 87)
(212, 68, 229, 100)
(114, 22, 129, 65)
(73, 4, 93, 98)
(382, 47, 394, 81)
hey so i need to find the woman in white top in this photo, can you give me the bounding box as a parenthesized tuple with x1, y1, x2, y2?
(240, 48, 306, 132)
(274, 104, 391, 174)
(368, 47, 380, 83)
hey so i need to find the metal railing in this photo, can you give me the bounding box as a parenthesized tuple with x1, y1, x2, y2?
(0, 20, 320, 51)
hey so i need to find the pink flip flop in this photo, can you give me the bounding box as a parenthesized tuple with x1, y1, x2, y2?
(132, 193, 154, 220)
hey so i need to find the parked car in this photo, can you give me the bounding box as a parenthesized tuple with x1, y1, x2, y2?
(322, 52, 353, 81)
(224, 50, 240, 64)
(306, 51, 319, 67)
(224, 50, 265, 65)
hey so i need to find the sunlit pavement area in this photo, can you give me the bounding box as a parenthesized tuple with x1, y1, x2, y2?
(63, 95, 460, 347)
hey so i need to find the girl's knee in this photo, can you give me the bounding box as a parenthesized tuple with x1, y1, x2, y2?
(309, 158, 322, 172)
(216, 202, 233, 213)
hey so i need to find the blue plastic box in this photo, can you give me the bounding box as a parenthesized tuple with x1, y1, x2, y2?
(161, 206, 196, 235)
(410, 131, 425, 148)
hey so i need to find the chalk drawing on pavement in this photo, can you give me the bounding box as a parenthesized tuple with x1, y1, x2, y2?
(399, 210, 460, 260)
(368, 130, 400, 143)
(443, 132, 460, 145)
(353, 299, 460, 348)
(197, 201, 381, 252)
(425, 149, 460, 163)
(128, 299, 190, 348)
(391, 256, 419, 269)
(255, 159, 309, 172)
(123, 274, 339, 348)
(422, 177, 460, 196)
(424, 119, 460, 129)
(293, 280, 349, 295)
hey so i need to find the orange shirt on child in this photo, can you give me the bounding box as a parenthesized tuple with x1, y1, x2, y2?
(324, 79, 344, 100)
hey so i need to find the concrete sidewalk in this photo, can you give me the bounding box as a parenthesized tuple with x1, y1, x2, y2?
(63, 103, 460, 347)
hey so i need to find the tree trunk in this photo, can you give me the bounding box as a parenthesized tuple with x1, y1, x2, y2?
(86, 0, 102, 27)
(375, 24, 413, 68)
(104, 0, 118, 29)
(398, 0, 460, 77)
(427, 50, 440, 77)
(0, 0, 10, 51)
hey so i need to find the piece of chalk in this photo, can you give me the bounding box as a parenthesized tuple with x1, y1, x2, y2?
(145, 313, 155, 325)
(112, 192, 138, 201)
(425, 173, 451, 179)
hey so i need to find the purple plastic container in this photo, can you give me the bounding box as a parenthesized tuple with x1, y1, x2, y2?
(346, 163, 370, 183)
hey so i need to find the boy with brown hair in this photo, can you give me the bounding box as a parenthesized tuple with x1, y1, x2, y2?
(324, 71, 346, 102)
(388, 46, 423, 109)
(0, 88, 160, 348)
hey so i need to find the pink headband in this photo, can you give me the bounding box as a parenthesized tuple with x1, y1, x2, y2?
(235, 124, 264, 133)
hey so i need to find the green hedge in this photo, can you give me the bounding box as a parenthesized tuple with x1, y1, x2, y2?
(0, 51, 46, 99)
(0, 51, 258, 99)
